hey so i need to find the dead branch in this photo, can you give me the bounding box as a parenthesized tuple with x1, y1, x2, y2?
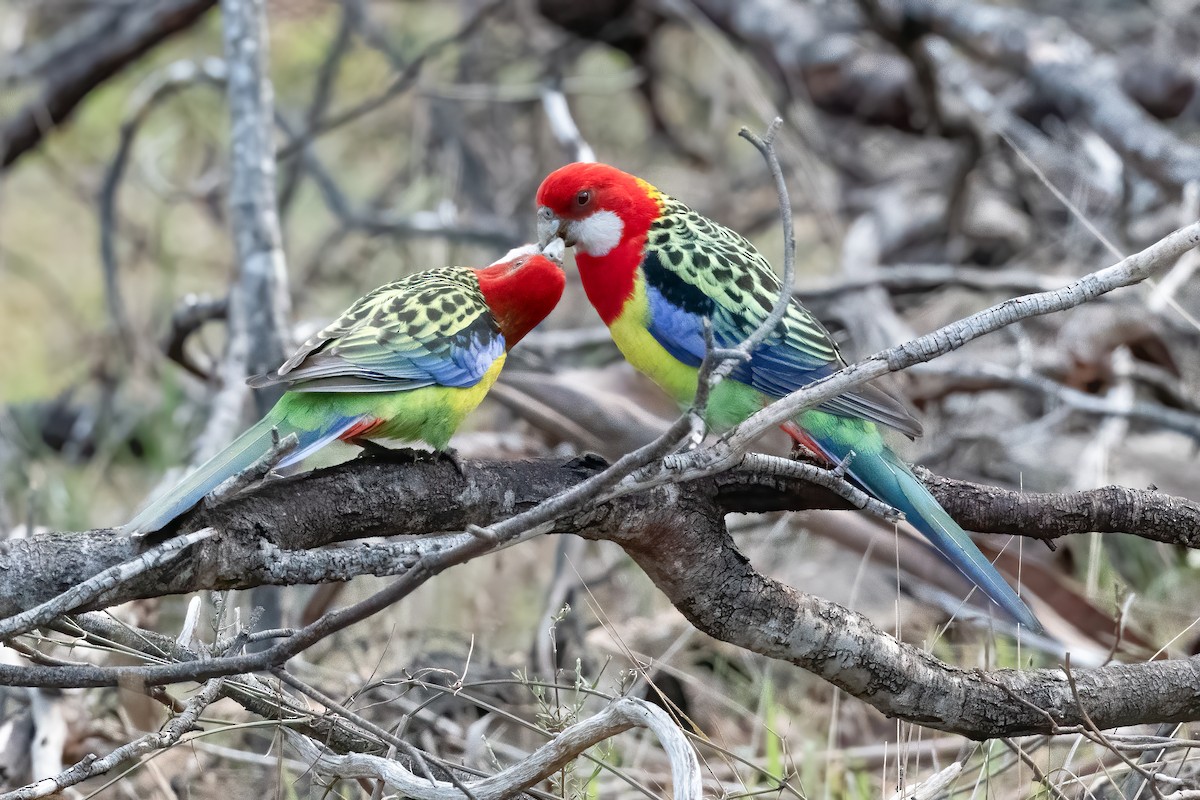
(915, 361, 1200, 441)
(0, 456, 1198, 739)
(286, 695, 701, 800)
(725, 221, 1200, 445)
(0, 528, 213, 639)
(0, 677, 224, 800)
(99, 58, 227, 357)
(916, 470, 1200, 546)
(898, 0, 1200, 190)
(0, 0, 216, 170)
(219, 0, 291, 412)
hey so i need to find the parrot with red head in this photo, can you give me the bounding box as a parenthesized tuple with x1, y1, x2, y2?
(123, 244, 565, 535)
(535, 162, 1040, 632)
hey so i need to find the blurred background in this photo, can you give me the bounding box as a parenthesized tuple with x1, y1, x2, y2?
(2, 0, 1200, 797)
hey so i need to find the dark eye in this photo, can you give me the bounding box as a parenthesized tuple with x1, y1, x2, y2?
(575, 190, 591, 207)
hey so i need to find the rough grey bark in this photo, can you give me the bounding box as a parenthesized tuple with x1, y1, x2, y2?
(2, 456, 1199, 739)
(219, 0, 291, 415)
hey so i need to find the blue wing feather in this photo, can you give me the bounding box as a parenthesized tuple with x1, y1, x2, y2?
(640, 221, 921, 437)
(645, 281, 839, 397)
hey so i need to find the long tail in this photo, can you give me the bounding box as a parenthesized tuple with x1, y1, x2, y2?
(121, 406, 365, 535)
(792, 414, 1043, 633)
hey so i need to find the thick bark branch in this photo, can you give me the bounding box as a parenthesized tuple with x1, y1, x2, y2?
(578, 485, 1200, 739)
(8, 456, 1194, 621)
(2, 457, 1199, 738)
(920, 471, 1200, 546)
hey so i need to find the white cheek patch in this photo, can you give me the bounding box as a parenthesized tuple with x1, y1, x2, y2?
(568, 210, 624, 257)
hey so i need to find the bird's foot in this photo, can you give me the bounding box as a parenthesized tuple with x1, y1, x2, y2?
(351, 438, 417, 462)
(350, 439, 451, 467)
(352, 440, 467, 477)
(781, 421, 831, 466)
(788, 441, 826, 465)
(560, 451, 610, 472)
(434, 447, 466, 477)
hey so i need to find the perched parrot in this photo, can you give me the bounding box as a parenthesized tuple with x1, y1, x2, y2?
(535, 163, 1042, 632)
(122, 245, 566, 535)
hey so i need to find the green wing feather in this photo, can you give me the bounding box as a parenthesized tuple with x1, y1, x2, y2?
(249, 267, 505, 393)
(643, 195, 921, 437)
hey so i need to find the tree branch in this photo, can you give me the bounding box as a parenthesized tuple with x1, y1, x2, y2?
(1, 456, 1198, 739)
(0, 677, 224, 800)
(0, 0, 216, 170)
(220, 0, 291, 414)
(898, 0, 1200, 190)
(723, 221, 1200, 447)
(285, 695, 701, 800)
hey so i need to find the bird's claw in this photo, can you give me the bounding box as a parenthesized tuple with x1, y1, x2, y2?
(677, 426, 705, 453)
(560, 451, 610, 472)
(352, 440, 465, 476)
(788, 442, 824, 464)
(436, 447, 467, 477)
(352, 439, 414, 461)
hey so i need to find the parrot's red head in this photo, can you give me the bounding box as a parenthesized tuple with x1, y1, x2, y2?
(473, 245, 565, 348)
(535, 163, 661, 323)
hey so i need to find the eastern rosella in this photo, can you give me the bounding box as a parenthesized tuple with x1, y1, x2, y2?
(122, 245, 566, 535)
(535, 163, 1041, 632)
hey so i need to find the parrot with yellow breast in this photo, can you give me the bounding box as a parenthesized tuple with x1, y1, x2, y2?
(535, 162, 1041, 632)
(123, 244, 565, 535)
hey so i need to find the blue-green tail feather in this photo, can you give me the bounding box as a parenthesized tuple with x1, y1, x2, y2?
(802, 416, 1043, 633)
(121, 407, 362, 535)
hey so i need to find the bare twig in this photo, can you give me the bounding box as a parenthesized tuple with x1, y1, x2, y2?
(273, 669, 483, 797)
(287, 696, 701, 800)
(674, 118, 804, 462)
(722, 221, 1200, 449)
(724, 118, 795, 365)
(0, 527, 214, 640)
(540, 86, 596, 163)
(914, 361, 1200, 441)
(99, 58, 227, 356)
(284, 120, 521, 247)
(796, 263, 1063, 300)
(1149, 182, 1200, 312)
(206, 429, 298, 500)
(615, 450, 899, 523)
(163, 292, 229, 379)
(274, 0, 506, 163)
(276, 0, 354, 215)
(0, 677, 224, 800)
(1002, 738, 1072, 800)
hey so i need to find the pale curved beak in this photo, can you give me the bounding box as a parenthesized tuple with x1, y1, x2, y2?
(540, 237, 565, 265)
(537, 206, 566, 248)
